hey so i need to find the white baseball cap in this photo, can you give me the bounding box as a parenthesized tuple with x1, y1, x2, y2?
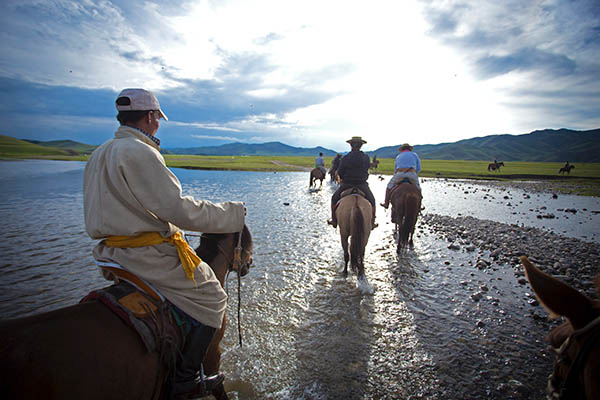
(115, 88, 168, 120)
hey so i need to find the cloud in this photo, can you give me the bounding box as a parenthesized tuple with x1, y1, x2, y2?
(475, 48, 576, 78)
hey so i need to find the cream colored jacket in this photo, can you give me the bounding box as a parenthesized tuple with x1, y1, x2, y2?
(84, 125, 245, 328)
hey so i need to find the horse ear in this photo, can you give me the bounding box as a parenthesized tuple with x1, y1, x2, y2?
(521, 256, 597, 330)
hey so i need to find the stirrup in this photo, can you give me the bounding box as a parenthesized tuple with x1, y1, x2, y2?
(379, 202, 388, 209)
(174, 373, 225, 400)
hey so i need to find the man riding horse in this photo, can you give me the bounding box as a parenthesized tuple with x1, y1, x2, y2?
(381, 143, 422, 209)
(328, 136, 377, 230)
(315, 152, 326, 176)
(84, 89, 246, 399)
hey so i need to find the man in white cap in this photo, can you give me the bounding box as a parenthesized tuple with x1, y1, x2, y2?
(83, 88, 246, 399)
(327, 136, 377, 229)
(380, 143, 422, 209)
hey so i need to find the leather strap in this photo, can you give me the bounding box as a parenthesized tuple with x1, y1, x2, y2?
(101, 266, 163, 302)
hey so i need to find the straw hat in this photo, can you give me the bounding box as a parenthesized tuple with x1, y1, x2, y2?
(346, 136, 367, 144)
(399, 143, 413, 151)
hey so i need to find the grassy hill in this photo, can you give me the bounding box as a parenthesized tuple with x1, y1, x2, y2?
(371, 128, 600, 162)
(0, 135, 71, 157)
(25, 139, 96, 155)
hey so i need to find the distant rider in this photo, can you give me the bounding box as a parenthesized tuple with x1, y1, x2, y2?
(381, 143, 421, 209)
(315, 152, 326, 175)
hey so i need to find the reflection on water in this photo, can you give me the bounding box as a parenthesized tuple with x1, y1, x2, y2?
(1, 160, 597, 399)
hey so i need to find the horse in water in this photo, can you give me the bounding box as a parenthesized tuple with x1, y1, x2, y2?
(309, 168, 325, 189)
(521, 256, 600, 400)
(0, 227, 253, 400)
(335, 189, 372, 286)
(559, 165, 575, 175)
(369, 159, 380, 172)
(389, 183, 421, 252)
(329, 168, 339, 183)
(487, 161, 504, 172)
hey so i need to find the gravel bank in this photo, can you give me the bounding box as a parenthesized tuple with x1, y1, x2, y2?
(420, 213, 600, 299)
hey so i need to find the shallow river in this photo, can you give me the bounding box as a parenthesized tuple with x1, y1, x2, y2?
(1, 160, 599, 399)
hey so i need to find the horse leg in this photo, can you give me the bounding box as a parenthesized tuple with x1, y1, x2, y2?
(341, 234, 349, 276)
(203, 316, 229, 400)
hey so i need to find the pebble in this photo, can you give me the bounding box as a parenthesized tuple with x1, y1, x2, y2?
(420, 213, 600, 296)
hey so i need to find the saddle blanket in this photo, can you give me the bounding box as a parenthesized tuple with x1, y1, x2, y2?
(80, 281, 184, 357)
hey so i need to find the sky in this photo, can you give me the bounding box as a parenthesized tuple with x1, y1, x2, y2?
(0, 0, 598, 152)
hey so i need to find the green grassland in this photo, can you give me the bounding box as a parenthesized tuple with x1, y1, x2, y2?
(2, 136, 599, 195)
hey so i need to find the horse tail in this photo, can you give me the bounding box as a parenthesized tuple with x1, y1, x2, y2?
(399, 193, 418, 249)
(350, 198, 364, 266)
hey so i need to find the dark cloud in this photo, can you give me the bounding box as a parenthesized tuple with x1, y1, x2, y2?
(475, 48, 576, 78)
(420, 0, 599, 79)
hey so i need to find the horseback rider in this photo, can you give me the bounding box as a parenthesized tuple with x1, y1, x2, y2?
(564, 160, 570, 169)
(83, 89, 245, 400)
(381, 143, 422, 209)
(331, 153, 342, 171)
(327, 136, 377, 229)
(315, 152, 326, 175)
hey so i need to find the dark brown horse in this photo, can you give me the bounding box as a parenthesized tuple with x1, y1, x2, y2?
(328, 168, 339, 183)
(390, 183, 421, 252)
(369, 159, 380, 171)
(0, 227, 253, 400)
(309, 168, 325, 189)
(521, 256, 600, 400)
(559, 165, 575, 175)
(335, 191, 372, 291)
(487, 161, 504, 172)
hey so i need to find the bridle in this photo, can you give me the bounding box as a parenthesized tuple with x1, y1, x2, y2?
(548, 315, 600, 399)
(195, 230, 249, 347)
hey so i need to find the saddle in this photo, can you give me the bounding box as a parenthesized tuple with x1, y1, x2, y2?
(80, 281, 184, 372)
(339, 187, 366, 200)
(390, 179, 412, 197)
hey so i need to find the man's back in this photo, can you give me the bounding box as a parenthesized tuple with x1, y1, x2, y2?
(338, 150, 370, 184)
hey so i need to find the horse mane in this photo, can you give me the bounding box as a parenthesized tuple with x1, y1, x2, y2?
(196, 225, 252, 264)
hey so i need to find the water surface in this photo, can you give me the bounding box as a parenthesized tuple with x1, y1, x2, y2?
(1, 160, 599, 399)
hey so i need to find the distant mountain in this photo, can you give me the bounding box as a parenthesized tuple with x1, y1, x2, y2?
(24, 139, 97, 155)
(3, 128, 599, 162)
(370, 128, 600, 162)
(165, 141, 338, 157)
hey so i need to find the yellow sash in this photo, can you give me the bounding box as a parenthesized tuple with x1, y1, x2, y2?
(105, 231, 201, 285)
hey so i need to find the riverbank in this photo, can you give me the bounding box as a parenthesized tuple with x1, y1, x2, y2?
(419, 212, 600, 299)
(3, 155, 599, 196)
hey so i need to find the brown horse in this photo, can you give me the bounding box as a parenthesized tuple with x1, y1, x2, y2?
(335, 191, 372, 288)
(390, 183, 421, 252)
(369, 159, 380, 171)
(487, 161, 504, 172)
(559, 165, 575, 175)
(309, 168, 325, 189)
(0, 227, 253, 400)
(328, 168, 339, 183)
(521, 256, 600, 400)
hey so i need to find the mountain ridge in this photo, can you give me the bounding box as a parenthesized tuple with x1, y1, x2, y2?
(2, 127, 599, 162)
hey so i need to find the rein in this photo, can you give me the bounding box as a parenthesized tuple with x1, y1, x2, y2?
(549, 315, 600, 399)
(187, 231, 245, 347)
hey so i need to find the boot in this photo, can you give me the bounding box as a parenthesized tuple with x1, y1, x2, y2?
(380, 188, 391, 209)
(171, 324, 220, 400)
(327, 202, 337, 228)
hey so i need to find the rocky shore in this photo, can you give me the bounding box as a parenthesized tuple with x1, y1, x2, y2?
(419, 213, 600, 299)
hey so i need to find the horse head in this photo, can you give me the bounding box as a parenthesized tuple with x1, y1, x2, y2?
(195, 225, 254, 283)
(521, 256, 600, 400)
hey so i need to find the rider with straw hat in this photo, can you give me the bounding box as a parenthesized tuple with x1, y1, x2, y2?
(328, 136, 377, 229)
